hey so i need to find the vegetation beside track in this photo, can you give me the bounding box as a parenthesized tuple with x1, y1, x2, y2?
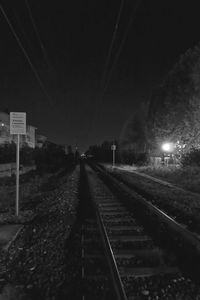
(103, 163, 200, 195)
(87, 163, 200, 299)
(0, 168, 75, 224)
(138, 165, 200, 194)
(0, 166, 80, 300)
(101, 164, 200, 234)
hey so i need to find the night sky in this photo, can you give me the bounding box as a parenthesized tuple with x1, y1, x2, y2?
(0, 0, 200, 152)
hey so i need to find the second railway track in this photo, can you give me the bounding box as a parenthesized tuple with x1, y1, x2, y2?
(84, 162, 200, 299)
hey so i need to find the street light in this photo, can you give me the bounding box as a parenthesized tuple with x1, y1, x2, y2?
(162, 142, 174, 152)
(161, 142, 174, 166)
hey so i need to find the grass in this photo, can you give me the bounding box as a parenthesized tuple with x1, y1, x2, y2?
(104, 162, 200, 194)
(0, 167, 72, 215)
(0, 171, 54, 213)
(138, 165, 200, 194)
(108, 166, 200, 232)
(104, 163, 200, 232)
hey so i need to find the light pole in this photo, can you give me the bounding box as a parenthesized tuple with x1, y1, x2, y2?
(161, 142, 174, 166)
(111, 144, 116, 168)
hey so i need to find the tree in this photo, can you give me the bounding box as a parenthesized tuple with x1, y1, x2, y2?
(86, 140, 120, 163)
(0, 142, 16, 163)
(34, 142, 68, 172)
(20, 145, 35, 165)
(66, 145, 74, 166)
(119, 104, 149, 164)
(147, 43, 200, 153)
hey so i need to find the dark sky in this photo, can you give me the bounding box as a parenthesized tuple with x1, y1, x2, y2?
(0, 0, 200, 152)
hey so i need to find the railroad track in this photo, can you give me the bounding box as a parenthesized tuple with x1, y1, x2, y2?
(83, 162, 200, 299)
(77, 163, 115, 299)
(80, 216, 115, 299)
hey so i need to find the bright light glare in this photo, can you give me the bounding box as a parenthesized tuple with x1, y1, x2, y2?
(162, 143, 173, 152)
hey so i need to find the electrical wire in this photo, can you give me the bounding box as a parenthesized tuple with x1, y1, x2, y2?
(102, 0, 142, 95)
(24, 0, 52, 69)
(84, 0, 126, 148)
(11, 6, 34, 58)
(0, 3, 53, 104)
(85, 0, 142, 150)
(100, 0, 125, 90)
(90, 0, 125, 121)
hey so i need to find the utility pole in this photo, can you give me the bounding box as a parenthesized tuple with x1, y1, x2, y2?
(111, 144, 116, 168)
(10, 112, 26, 217)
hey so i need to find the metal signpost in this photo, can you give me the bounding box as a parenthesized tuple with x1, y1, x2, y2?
(10, 112, 26, 216)
(111, 144, 116, 168)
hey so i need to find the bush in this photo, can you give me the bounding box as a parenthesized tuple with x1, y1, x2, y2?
(120, 150, 135, 165)
(0, 142, 75, 173)
(120, 150, 149, 166)
(133, 152, 150, 166)
(0, 142, 16, 163)
(20, 146, 35, 165)
(0, 143, 35, 165)
(34, 143, 70, 172)
(181, 148, 200, 167)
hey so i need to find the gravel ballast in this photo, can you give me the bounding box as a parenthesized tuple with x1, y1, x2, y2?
(0, 166, 80, 300)
(104, 167, 200, 235)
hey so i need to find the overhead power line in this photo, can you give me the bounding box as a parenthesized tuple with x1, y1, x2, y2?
(0, 3, 52, 103)
(102, 0, 142, 95)
(85, 0, 128, 145)
(24, 0, 51, 69)
(100, 0, 125, 90)
(11, 6, 34, 58)
(85, 0, 142, 147)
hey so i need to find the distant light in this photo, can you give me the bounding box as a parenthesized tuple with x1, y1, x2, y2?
(1, 123, 4, 127)
(162, 142, 174, 152)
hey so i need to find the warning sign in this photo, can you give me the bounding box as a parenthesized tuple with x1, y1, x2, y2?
(10, 112, 26, 135)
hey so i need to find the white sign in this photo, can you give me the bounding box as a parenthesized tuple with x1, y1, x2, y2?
(111, 145, 116, 151)
(10, 112, 26, 135)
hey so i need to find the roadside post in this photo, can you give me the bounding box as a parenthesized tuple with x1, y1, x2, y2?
(111, 144, 116, 168)
(10, 112, 26, 216)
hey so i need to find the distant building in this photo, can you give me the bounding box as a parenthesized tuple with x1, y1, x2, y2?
(0, 111, 37, 148)
(35, 134, 47, 148)
(0, 112, 11, 144)
(21, 125, 37, 148)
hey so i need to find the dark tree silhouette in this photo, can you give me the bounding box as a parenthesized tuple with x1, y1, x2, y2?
(147, 43, 200, 153)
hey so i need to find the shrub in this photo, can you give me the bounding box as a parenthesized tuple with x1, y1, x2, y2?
(0, 142, 16, 163)
(120, 150, 149, 166)
(120, 150, 135, 165)
(34, 143, 70, 172)
(133, 152, 150, 166)
(20, 146, 35, 165)
(181, 148, 200, 167)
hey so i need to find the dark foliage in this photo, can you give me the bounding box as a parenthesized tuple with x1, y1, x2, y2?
(0, 142, 16, 163)
(86, 140, 149, 166)
(181, 148, 200, 167)
(86, 141, 120, 163)
(147, 43, 200, 152)
(0, 141, 76, 173)
(0, 143, 35, 165)
(34, 143, 68, 172)
(120, 149, 135, 165)
(20, 145, 35, 166)
(120, 149, 149, 166)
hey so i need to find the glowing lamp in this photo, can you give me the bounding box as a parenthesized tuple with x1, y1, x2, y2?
(162, 142, 173, 152)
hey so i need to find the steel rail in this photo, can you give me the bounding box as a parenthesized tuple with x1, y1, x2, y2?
(83, 162, 127, 299)
(93, 199, 128, 300)
(91, 162, 200, 256)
